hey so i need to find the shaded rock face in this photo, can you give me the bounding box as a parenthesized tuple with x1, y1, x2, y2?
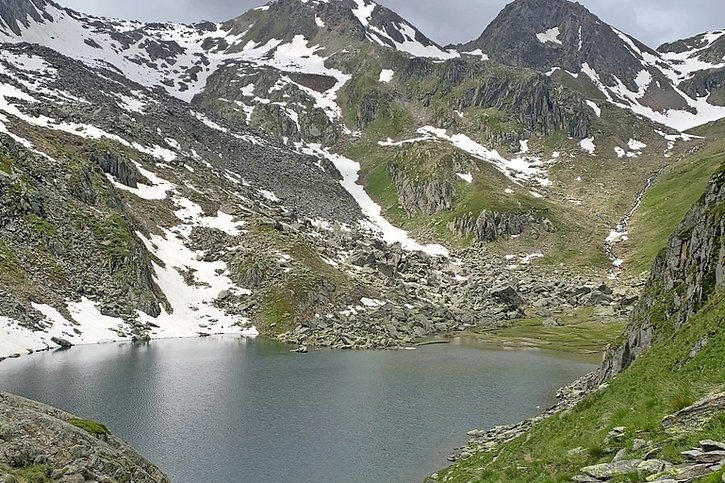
(390, 166, 454, 216)
(0, 0, 48, 36)
(390, 56, 592, 139)
(598, 166, 724, 383)
(679, 68, 725, 106)
(0, 393, 169, 483)
(458, 0, 688, 111)
(90, 150, 139, 189)
(453, 71, 591, 138)
(447, 210, 551, 242)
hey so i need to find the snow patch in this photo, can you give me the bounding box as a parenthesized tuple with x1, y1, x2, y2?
(300, 144, 449, 257)
(456, 172, 473, 184)
(536, 27, 562, 45)
(379, 69, 394, 84)
(580, 137, 596, 154)
(586, 100, 601, 117)
(628, 139, 647, 150)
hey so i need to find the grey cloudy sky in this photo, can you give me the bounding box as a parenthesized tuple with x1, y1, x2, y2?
(60, 0, 725, 48)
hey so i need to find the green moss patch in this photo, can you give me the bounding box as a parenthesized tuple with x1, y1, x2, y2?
(464, 308, 626, 354)
(67, 418, 111, 437)
(86, 214, 137, 260)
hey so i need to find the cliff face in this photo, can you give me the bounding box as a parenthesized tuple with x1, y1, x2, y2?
(0, 393, 169, 482)
(598, 164, 725, 383)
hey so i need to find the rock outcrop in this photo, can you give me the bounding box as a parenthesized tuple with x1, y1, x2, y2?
(597, 164, 724, 383)
(389, 166, 455, 216)
(448, 209, 553, 242)
(0, 393, 169, 482)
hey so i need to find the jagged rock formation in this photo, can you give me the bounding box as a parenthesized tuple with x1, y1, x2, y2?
(0, 392, 169, 482)
(389, 166, 454, 216)
(448, 210, 552, 242)
(598, 163, 724, 383)
(443, 61, 592, 138)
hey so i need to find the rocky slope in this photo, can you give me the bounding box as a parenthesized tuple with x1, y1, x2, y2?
(0, 38, 397, 357)
(0, 38, 635, 358)
(0, 0, 721, 361)
(0, 392, 169, 482)
(0, 0, 710, 273)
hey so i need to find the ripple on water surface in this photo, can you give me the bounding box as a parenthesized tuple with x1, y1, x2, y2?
(0, 337, 597, 483)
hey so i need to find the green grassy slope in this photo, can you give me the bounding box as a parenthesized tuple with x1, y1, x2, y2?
(433, 157, 725, 482)
(432, 295, 725, 483)
(622, 125, 725, 275)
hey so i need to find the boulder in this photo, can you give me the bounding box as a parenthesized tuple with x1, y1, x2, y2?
(700, 440, 725, 452)
(693, 450, 725, 463)
(581, 460, 642, 479)
(675, 463, 713, 480)
(51, 337, 73, 349)
(636, 459, 669, 475)
(543, 317, 562, 328)
(490, 286, 524, 308)
(662, 393, 725, 432)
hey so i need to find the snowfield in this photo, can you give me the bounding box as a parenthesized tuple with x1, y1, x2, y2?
(299, 144, 450, 257)
(381, 127, 557, 188)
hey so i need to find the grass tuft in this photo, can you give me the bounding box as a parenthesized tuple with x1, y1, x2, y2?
(67, 418, 110, 437)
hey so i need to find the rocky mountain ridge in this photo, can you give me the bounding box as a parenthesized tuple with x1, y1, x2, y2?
(458, 0, 725, 131)
(659, 29, 725, 108)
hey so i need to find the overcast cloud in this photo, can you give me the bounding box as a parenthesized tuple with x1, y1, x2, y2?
(60, 0, 725, 49)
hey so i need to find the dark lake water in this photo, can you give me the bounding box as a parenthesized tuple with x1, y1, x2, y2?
(0, 337, 597, 483)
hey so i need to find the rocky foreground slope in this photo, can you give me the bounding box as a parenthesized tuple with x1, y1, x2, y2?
(0, 393, 169, 482)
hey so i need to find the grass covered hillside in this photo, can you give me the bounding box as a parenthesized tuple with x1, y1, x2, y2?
(431, 160, 725, 482)
(621, 120, 725, 276)
(431, 295, 724, 483)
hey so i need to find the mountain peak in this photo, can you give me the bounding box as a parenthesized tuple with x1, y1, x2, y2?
(459, 0, 656, 74)
(225, 0, 456, 59)
(455, 0, 725, 130)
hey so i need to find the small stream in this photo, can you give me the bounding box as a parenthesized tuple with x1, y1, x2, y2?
(605, 169, 663, 277)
